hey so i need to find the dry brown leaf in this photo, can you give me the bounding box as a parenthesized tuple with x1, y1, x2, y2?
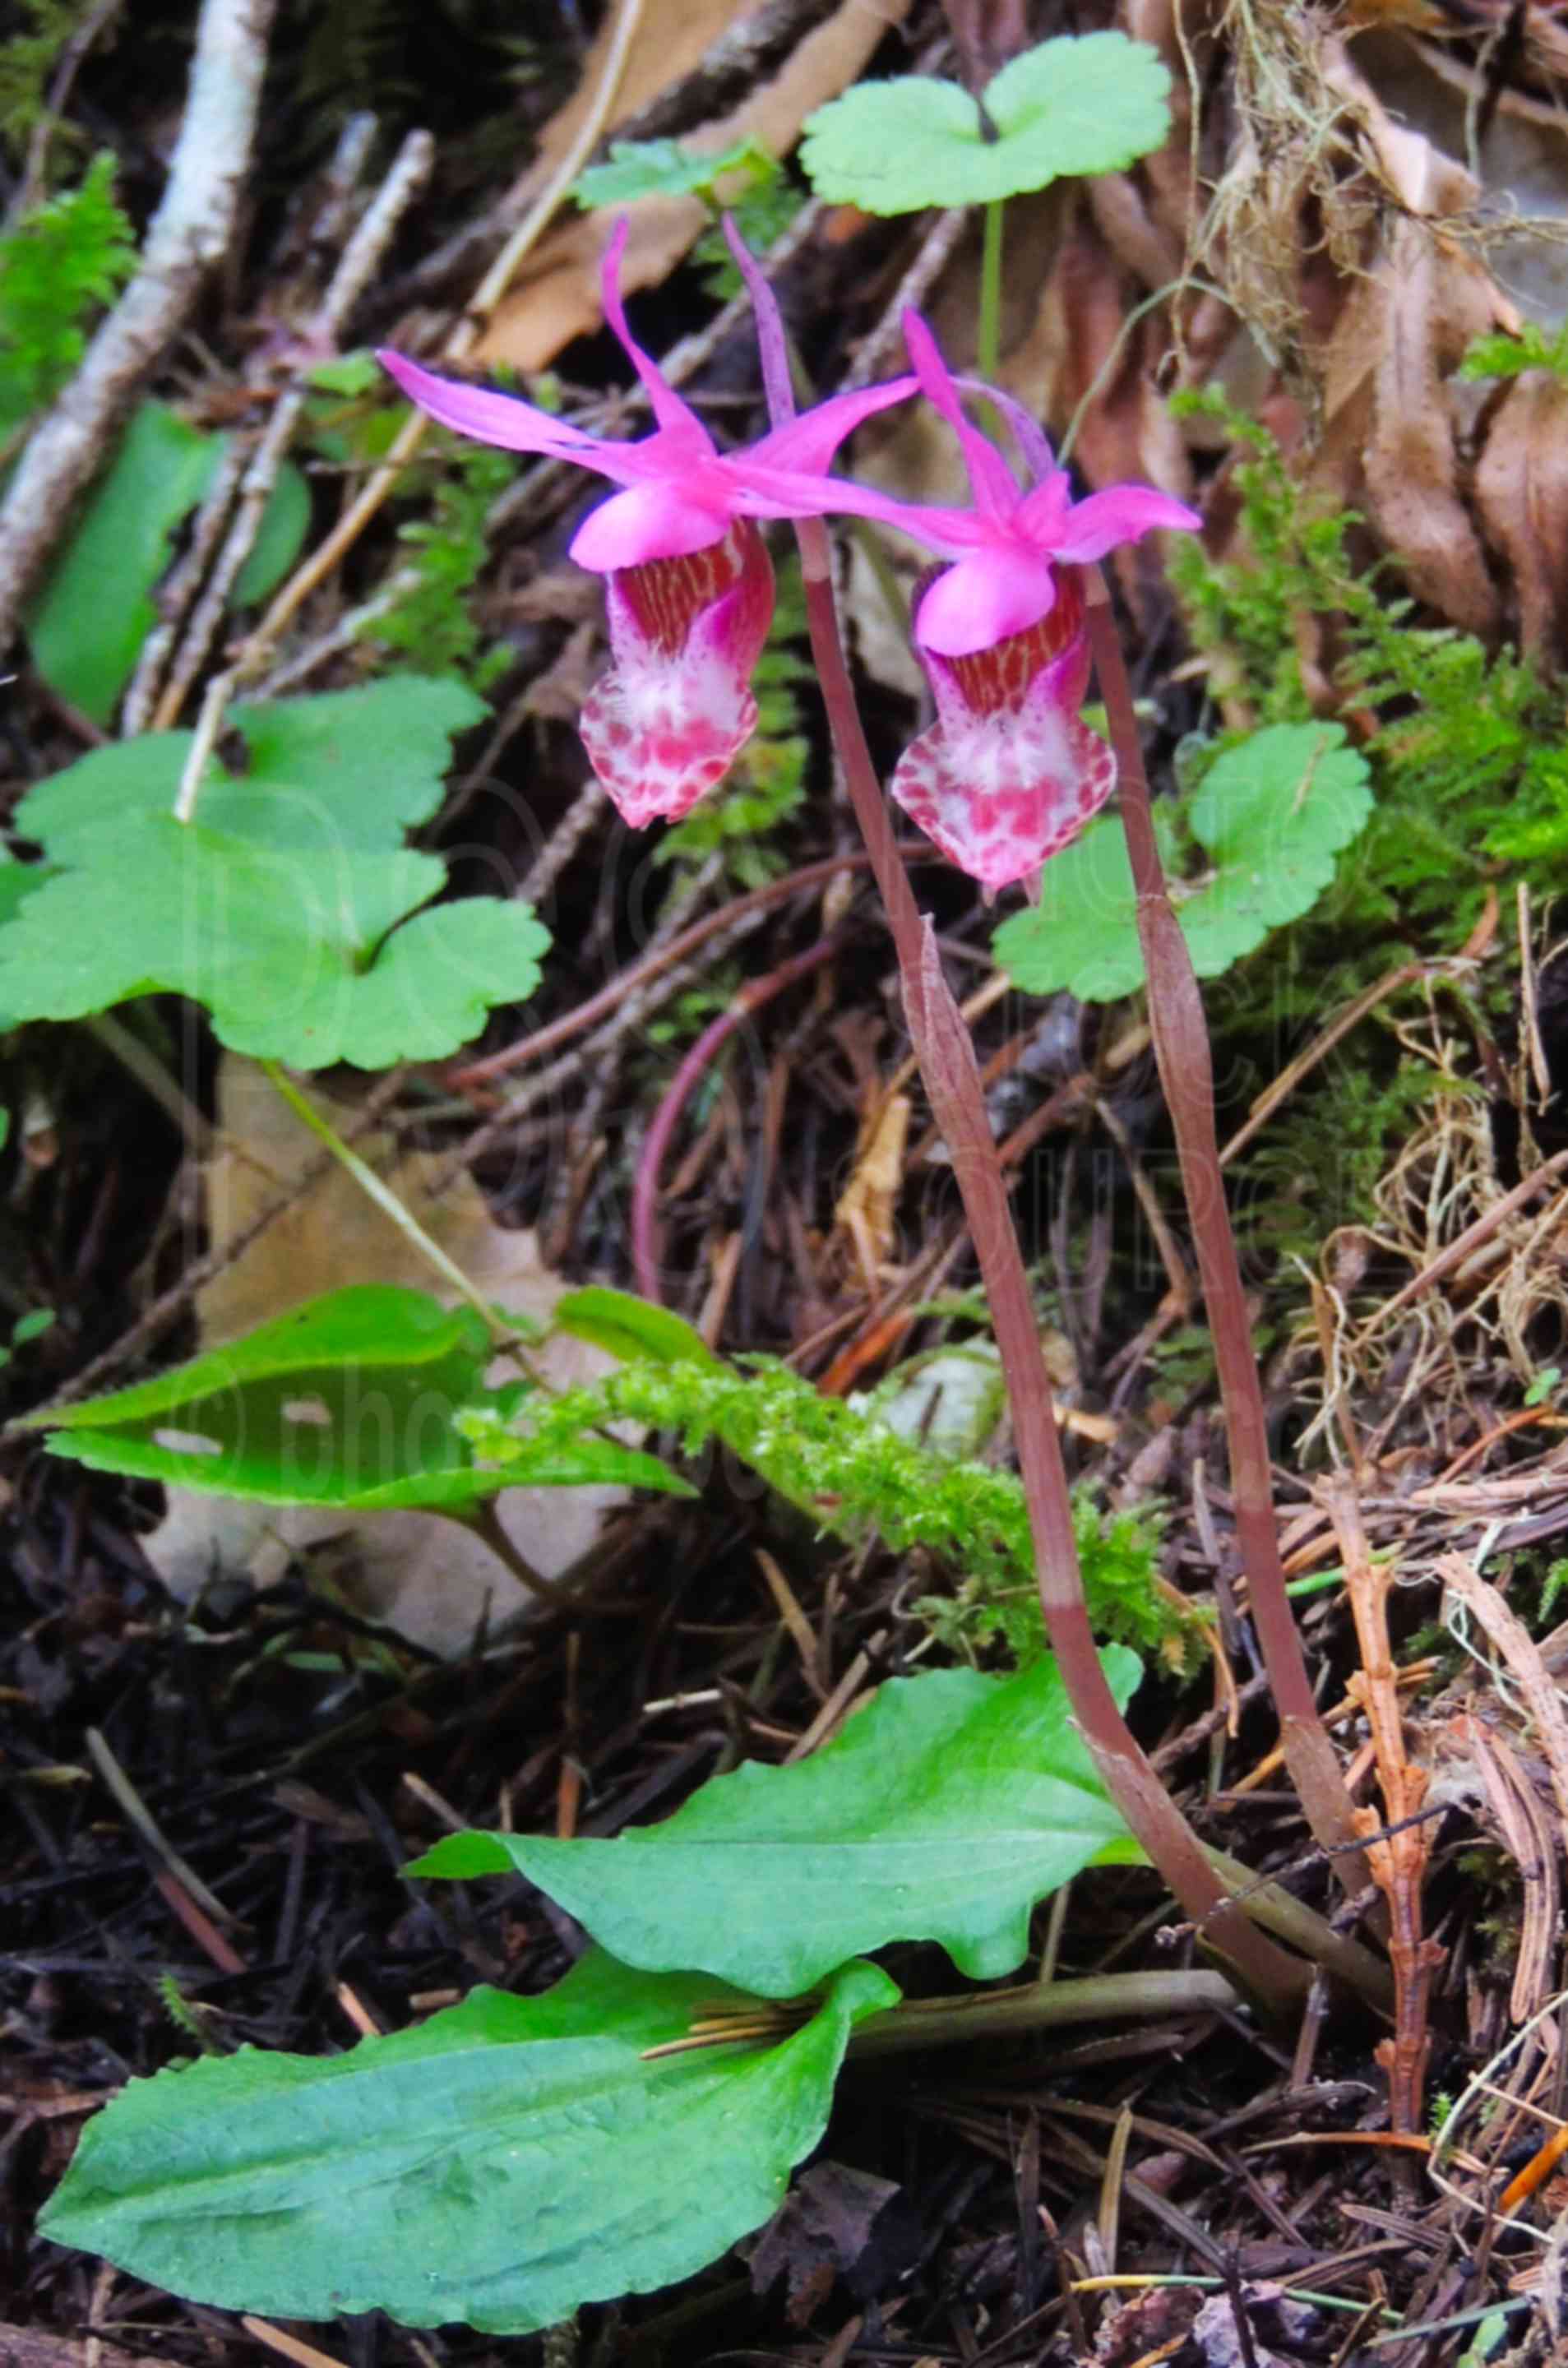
(1365, 223, 1503, 638)
(1473, 370, 1568, 661)
(478, 0, 912, 372)
(144, 1059, 626, 1656)
(833, 1091, 909, 1291)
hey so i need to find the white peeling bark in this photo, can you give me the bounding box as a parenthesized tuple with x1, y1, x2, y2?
(0, 0, 279, 650)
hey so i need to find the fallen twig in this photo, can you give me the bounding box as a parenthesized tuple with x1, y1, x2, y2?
(0, 0, 279, 650)
(1327, 1476, 1443, 2134)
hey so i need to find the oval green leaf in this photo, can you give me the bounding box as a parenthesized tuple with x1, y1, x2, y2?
(40, 1953, 899, 2333)
(25, 1284, 690, 1511)
(413, 1649, 1142, 1995)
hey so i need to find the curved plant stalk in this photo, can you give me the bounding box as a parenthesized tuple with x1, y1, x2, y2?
(1082, 581, 1373, 1904)
(725, 224, 1305, 2010)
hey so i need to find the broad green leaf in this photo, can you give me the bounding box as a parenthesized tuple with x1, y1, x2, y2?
(993, 818, 1143, 1001)
(994, 723, 1373, 1001)
(413, 1649, 1141, 1995)
(27, 403, 317, 724)
(0, 681, 550, 1067)
(25, 1283, 689, 1510)
(0, 822, 548, 1066)
(553, 1284, 719, 1368)
(1180, 721, 1374, 963)
(800, 32, 1171, 214)
(28, 401, 223, 724)
(40, 1952, 898, 2333)
(14, 678, 486, 857)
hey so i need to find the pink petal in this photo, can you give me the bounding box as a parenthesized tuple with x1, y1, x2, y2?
(914, 548, 1060, 658)
(745, 377, 917, 475)
(824, 493, 1011, 557)
(902, 311, 1022, 522)
(570, 480, 733, 571)
(890, 704, 1116, 895)
(1046, 483, 1201, 562)
(1015, 472, 1074, 544)
(599, 216, 713, 448)
(377, 350, 631, 472)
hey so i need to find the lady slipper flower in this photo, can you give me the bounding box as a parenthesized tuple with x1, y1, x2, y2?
(862, 312, 1200, 896)
(377, 222, 914, 826)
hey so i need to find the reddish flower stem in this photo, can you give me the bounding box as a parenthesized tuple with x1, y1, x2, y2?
(1084, 576, 1371, 1894)
(792, 520, 1304, 2007)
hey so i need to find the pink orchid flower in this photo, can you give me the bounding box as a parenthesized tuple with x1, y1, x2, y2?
(377, 222, 915, 827)
(858, 312, 1200, 897)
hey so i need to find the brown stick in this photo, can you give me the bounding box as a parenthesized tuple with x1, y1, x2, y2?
(1326, 1476, 1442, 2134)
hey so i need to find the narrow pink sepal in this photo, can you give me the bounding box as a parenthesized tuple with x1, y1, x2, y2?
(598, 217, 711, 446)
(377, 350, 627, 472)
(902, 311, 1021, 520)
(1045, 483, 1202, 559)
(747, 377, 917, 475)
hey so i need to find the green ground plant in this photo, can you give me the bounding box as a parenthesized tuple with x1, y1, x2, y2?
(28, 25, 1405, 2336)
(0, 155, 134, 443)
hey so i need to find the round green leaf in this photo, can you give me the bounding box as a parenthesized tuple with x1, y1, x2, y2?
(993, 724, 1374, 1001)
(0, 679, 548, 1068)
(800, 32, 1172, 214)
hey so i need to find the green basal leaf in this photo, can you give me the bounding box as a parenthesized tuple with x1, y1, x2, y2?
(799, 32, 1171, 214)
(16, 677, 486, 857)
(24, 1283, 691, 1511)
(994, 723, 1373, 1001)
(553, 1283, 719, 1369)
(574, 136, 768, 210)
(232, 459, 312, 606)
(26, 407, 316, 724)
(40, 1951, 899, 2333)
(27, 402, 223, 724)
(0, 681, 553, 1067)
(413, 1649, 1141, 1995)
(25, 1284, 491, 1508)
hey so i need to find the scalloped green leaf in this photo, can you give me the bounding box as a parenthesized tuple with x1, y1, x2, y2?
(799, 32, 1172, 214)
(412, 1649, 1142, 1995)
(992, 816, 1143, 1000)
(24, 1283, 691, 1512)
(994, 723, 1373, 1001)
(40, 1952, 899, 2334)
(0, 680, 550, 1066)
(12, 677, 485, 858)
